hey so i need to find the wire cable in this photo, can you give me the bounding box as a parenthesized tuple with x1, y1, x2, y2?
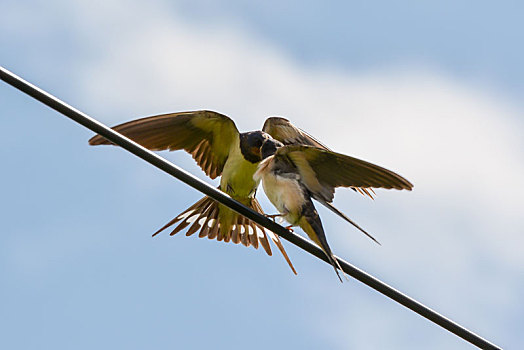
(0, 66, 501, 350)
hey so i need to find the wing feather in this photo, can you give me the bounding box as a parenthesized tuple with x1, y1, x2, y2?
(262, 117, 330, 150)
(89, 110, 239, 179)
(276, 145, 413, 202)
(263, 117, 378, 199)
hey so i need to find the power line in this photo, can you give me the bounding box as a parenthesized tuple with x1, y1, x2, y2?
(0, 66, 501, 350)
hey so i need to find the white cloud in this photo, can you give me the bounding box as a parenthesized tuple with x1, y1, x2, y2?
(73, 0, 524, 258)
(7, 0, 521, 347)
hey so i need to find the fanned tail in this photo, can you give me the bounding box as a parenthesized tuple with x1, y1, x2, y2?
(153, 196, 297, 274)
(352, 186, 375, 200)
(251, 199, 296, 275)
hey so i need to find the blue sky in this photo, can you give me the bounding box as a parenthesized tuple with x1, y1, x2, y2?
(1, 1, 523, 349)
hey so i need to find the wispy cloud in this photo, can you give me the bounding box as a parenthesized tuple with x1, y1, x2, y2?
(68, 1, 523, 347)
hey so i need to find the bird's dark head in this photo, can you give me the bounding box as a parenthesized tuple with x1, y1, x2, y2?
(261, 138, 283, 159)
(239, 131, 271, 163)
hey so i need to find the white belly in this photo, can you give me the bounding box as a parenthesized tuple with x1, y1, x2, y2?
(261, 171, 305, 225)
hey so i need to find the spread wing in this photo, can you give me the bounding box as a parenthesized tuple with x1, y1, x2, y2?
(262, 117, 330, 150)
(263, 116, 375, 199)
(89, 110, 239, 179)
(275, 145, 413, 202)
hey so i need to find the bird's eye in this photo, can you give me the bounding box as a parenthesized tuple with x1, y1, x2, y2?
(251, 134, 263, 147)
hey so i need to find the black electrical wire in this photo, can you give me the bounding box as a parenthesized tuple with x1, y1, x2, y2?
(0, 66, 501, 350)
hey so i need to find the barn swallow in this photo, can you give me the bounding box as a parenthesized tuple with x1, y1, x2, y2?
(88, 111, 301, 272)
(263, 117, 380, 243)
(254, 139, 413, 281)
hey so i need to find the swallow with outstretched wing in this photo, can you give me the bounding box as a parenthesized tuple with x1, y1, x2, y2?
(263, 116, 379, 243)
(254, 139, 413, 280)
(89, 110, 297, 273)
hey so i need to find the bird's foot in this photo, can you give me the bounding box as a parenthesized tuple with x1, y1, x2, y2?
(284, 225, 294, 233)
(265, 213, 282, 222)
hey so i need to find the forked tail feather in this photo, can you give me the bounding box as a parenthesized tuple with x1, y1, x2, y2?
(153, 195, 297, 274)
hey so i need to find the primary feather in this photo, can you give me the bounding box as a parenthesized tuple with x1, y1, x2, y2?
(89, 111, 297, 274)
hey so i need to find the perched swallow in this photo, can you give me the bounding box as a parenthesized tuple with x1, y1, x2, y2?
(88, 111, 301, 272)
(263, 117, 379, 242)
(254, 139, 413, 280)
